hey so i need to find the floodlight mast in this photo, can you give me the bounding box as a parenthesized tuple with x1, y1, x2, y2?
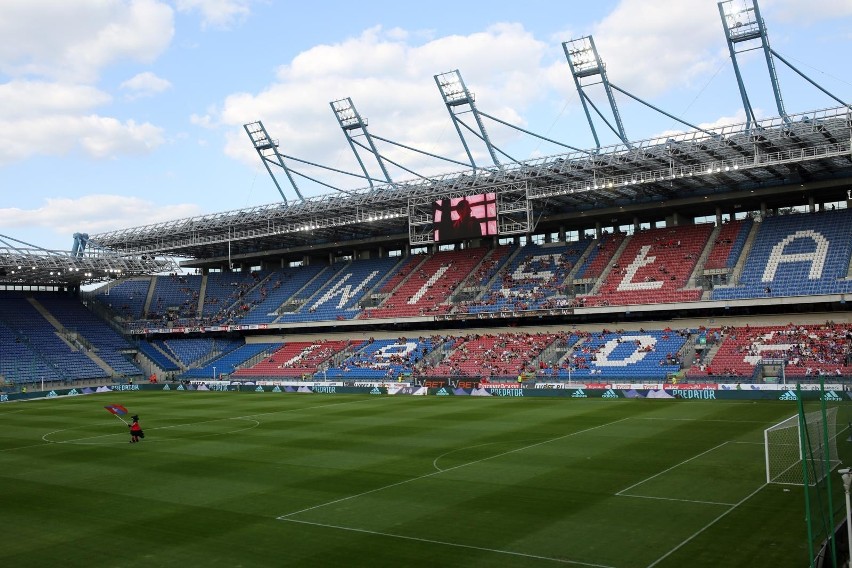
(435, 70, 502, 170)
(243, 121, 304, 204)
(719, 0, 786, 128)
(719, 0, 849, 131)
(563, 36, 716, 148)
(563, 36, 629, 149)
(331, 97, 393, 188)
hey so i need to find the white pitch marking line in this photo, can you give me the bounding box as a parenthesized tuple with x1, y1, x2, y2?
(281, 518, 616, 568)
(616, 441, 730, 496)
(632, 417, 770, 423)
(617, 493, 736, 506)
(277, 417, 630, 519)
(432, 438, 545, 472)
(645, 483, 767, 568)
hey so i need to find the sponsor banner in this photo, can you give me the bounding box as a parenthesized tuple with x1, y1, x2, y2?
(612, 383, 666, 390)
(225, 324, 269, 331)
(387, 385, 427, 396)
(783, 383, 843, 391)
(668, 388, 718, 400)
(486, 388, 525, 397)
(715, 383, 844, 391)
(664, 383, 718, 390)
(421, 379, 482, 389)
(310, 386, 386, 395)
(1, 385, 844, 404)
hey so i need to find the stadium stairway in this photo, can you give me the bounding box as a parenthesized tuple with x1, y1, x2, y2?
(142, 276, 156, 316)
(687, 224, 720, 289)
(271, 265, 340, 321)
(728, 220, 760, 286)
(587, 235, 631, 296)
(380, 255, 428, 298)
(28, 297, 116, 376)
(554, 335, 586, 367)
(449, 246, 514, 309)
(197, 274, 209, 315)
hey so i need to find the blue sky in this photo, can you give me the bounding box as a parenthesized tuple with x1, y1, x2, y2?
(0, 0, 850, 252)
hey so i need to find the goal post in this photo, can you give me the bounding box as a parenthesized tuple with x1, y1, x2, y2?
(764, 406, 839, 485)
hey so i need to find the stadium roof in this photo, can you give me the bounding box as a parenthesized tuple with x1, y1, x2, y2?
(0, 234, 177, 287)
(88, 105, 852, 264)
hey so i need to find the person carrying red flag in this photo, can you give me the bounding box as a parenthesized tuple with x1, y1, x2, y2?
(129, 415, 144, 443)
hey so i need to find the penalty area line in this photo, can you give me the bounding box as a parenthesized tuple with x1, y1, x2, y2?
(279, 518, 616, 568)
(645, 483, 767, 568)
(616, 441, 730, 496)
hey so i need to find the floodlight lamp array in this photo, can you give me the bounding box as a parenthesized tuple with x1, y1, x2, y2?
(565, 38, 597, 73)
(436, 72, 468, 104)
(361, 209, 407, 223)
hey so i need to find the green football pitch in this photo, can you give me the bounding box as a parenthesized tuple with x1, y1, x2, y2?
(0, 392, 847, 567)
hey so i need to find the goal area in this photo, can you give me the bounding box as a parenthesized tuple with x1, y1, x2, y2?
(764, 407, 840, 485)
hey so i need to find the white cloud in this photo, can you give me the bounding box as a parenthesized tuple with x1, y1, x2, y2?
(0, 195, 202, 237)
(763, 0, 852, 24)
(590, 0, 725, 96)
(652, 108, 753, 140)
(0, 81, 111, 119)
(0, 1, 174, 166)
(176, 0, 251, 29)
(0, 0, 174, 83)
(217, 24, 556, 187)
(0, 112, 165, 164)
(120, 71, 172, 98)
(190, 112, 216, 129)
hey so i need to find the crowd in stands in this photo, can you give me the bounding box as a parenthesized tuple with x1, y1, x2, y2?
(687, 322, 852, 379)
(5, 290, 852, 384)
(88, 209, 852, 328)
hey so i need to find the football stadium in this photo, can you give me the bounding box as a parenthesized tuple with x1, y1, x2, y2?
(2, 1, 852, 566)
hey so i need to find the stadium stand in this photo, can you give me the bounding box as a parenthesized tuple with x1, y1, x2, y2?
(202, 270, 269, 318)
(576, 233, 626, 280)
(148, 274, 203, 322)
(94, 277, 151, 321)
(233, 339, 355, 378)
(0, 318, 64, 384)
(466, 241, 589, 313)
(324, 337, 437, 379)
(712, 209, 852, 300)
(0, 295, 107, 381)
(561, 329, 687, 380)
(278, 257, 402, 322)
(687, 322, 852, 380)
(704, 218, 752, 271)
(365, 247, 490, 319)
(583, 224, 712, 306)
(182, 342, 280, 378)
(424, 332, 558, 378)
(35, 294, 143, 377)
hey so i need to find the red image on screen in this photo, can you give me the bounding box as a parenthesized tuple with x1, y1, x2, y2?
(433, 193, 497, 242)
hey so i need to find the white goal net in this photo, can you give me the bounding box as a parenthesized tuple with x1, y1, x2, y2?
(764, 407, 840, 485)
